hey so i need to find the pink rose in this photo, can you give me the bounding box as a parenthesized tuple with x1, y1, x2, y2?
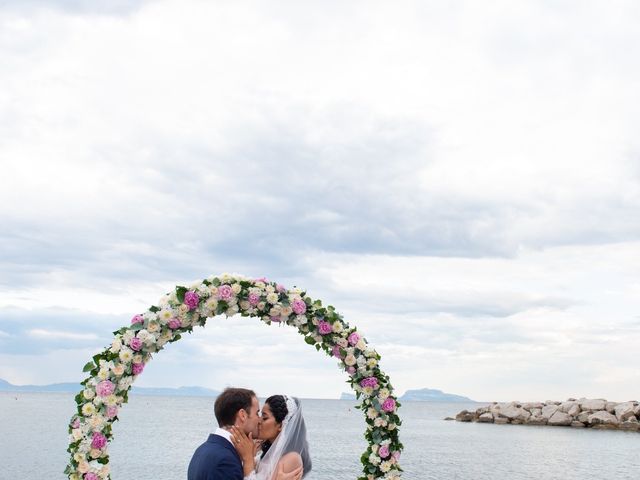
(131, 314, 144, 325)
(332, 345, 343, 359)
(254, 277, 268, 283)
(96, 380, 115, 397)
(291, 299, 307, 315)
(184, 291, 199, 310)
(360, 377, 378, 389)
(129, 337, 142, 351)
(382, 397, 396, 413)
(168, 318, 182, 329)
(248, 293, 260, 306)
(71, 418, 80, 429)
(348, 332, 360, 346)
(379, 445, 390, 458)
(270, 315, 281, 323)
(84, 473, 99, 480)
(106, 406, 118, 419)
(347, 366, 356, 375)
(132, 363, 144, 375)
(217, 285, 233, 300)
(318, 321, 332, 335)
(276, 284, 286, 293)
(392, 451, 401, 461)
(91, 431, 107, 449)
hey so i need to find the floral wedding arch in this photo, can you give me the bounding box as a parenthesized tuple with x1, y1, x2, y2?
(66, 274, 403, 480)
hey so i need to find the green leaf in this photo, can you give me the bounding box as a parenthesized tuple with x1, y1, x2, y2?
(304, 336, 316, 346)
(82, 361, 95, 372)
(176, 286, 187, 303)
(149, 306, 160, 313)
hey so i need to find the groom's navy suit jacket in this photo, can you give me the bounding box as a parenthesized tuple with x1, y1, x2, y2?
(188, 434, 244, 480)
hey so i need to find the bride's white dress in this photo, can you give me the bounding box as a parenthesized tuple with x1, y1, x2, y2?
(244, 397, 309, 480)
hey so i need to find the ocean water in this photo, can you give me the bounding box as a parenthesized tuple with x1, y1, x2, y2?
(2, 392, 639, 479)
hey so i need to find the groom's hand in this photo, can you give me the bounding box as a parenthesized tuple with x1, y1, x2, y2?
(274, 464, 303, 480)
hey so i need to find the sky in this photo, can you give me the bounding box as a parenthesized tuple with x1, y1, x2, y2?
(1, 0, 639, 402)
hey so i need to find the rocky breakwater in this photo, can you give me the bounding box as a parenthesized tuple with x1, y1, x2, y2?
(454, 398, 640, 432)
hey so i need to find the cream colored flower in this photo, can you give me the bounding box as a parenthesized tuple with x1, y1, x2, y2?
(344, 354, 357, 366)
(77, 461, 90, 474)
(81, 403, 96, 416)
(147, 320, 160, 333)
(231, 283, 242, 294)
(266, 292, 279, 304)
(111, 364, 125, 376)
(83, 389, 95, 400)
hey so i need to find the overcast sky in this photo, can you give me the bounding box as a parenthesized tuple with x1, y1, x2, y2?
(1, 0, 639, 402)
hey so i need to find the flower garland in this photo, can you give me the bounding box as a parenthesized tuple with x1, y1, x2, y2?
(66, 274, 403, 480)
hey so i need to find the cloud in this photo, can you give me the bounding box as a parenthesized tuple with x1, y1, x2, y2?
(1, 0, 640, 400)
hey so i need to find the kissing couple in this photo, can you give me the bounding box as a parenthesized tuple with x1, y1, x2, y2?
(188, 387, 312, 480)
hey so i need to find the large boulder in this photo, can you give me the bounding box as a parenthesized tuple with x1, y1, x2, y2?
(541, 404, 559, 419)
(527, 415, 548, 426)
(455, 410, 474, 422)
(606, 402, 617, 414)
(494, 417, 509, 424)
(478, 412, 494, 423)
(499, 404, 531, 422)
(570, 421, 585, 428)
(567, 404, 581, 417)
(588, 411, 619, 426)
(522, 402, 544, 410)
(548, 411, 573, 426)
(580, 399, 607, 412)
(577, 412, 591, 423)
(559, 401, 578, 414)
(614, 402, 636, 422)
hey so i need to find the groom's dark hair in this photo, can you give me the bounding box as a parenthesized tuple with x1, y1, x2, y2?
(214, 387, 256, 427)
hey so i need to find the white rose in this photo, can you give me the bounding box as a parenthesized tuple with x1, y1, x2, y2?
(380, 461, 392, 473)
(367, 407, 378, 419)
(337, 337, 348, 347)
(344, 354, 357, 366)
(147, 320, 160, 333)
(110, 338, 122, 353)
(231, 283, 242, 294)
(97, 369, 109, 381)
(77, 461, 90, 474)
(367, 358, 378, 368)
(332, 322, 344, 333)
(369, 453, 381, 465)
(239, 300, 251, 311)
(72, 428, 83, 441)
(356, 338, 367, 350)
(83, 389, 95, 400)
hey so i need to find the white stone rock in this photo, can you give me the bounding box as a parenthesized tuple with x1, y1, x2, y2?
(568, 404, 581, 417)
(614, 402, 636, 422)
(522, 402, 544, 410)
(580, 399, 607, 411)
(559, 401, 578, 413)
(541, 404, 559, 419)
(606, 402, 617, 414)
(499, 404, 531, 421)
(548, 411, 573, 426)
(478, 412, 494, 423)
(588, 411, 619, 426)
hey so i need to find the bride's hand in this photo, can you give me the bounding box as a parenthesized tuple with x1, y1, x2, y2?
(230, 426, 256, 474)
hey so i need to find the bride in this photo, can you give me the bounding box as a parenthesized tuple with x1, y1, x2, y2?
(231, 395, 312, 480)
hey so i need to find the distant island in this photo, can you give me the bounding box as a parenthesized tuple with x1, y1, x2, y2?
(339, 388, 474, 402)
(400, 388, 475, 402)
(1, 378, 473, 402)
(0, 378, 219, 397)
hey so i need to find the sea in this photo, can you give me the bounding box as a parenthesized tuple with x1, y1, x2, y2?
(2, 392, 639, 479)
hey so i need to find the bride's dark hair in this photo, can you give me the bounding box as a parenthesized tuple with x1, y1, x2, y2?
(261, 395, 312, 476)
(261, 395, 288, 457)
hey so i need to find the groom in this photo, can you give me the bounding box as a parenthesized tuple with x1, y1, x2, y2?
(188, 387, 301, 480)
